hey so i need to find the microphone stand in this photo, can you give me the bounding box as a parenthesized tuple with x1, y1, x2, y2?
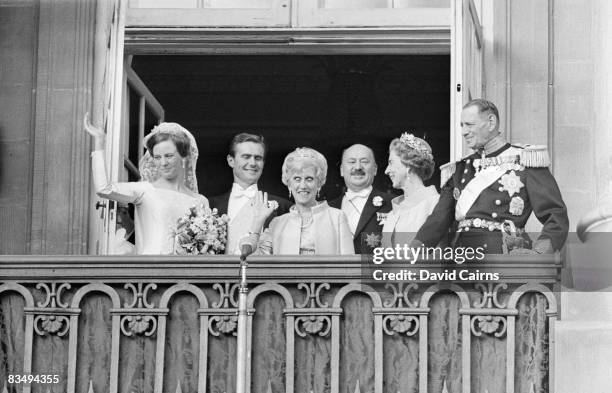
(236, 250, 250, 393)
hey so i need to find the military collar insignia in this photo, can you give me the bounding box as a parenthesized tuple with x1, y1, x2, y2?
(484, 142, 512, 157)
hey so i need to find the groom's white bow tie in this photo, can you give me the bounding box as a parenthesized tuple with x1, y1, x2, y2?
(232, 185, 257, 199)
(345, 188, 370, 201)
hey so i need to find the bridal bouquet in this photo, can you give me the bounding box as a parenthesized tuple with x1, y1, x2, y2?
(173, 204, 230, 255)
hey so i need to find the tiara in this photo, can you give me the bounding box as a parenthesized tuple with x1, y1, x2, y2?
(399, 132, 434, 160)
(291, 148, 318, 160)
(400, 132, 431, 154)
(149, 122, 191, 139)
(143, 122, 199, 159)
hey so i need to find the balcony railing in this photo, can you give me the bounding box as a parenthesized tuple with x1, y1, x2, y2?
(0, 255, 560, 393)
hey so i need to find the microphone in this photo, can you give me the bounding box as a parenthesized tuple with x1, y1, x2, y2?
(240, 243, 254, 262)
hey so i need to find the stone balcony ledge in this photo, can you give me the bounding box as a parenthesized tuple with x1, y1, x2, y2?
(0, 254, 562, 283)
(0, 254, 560, 393)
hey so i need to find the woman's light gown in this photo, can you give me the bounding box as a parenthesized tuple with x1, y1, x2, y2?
(382, 185, 440, 248)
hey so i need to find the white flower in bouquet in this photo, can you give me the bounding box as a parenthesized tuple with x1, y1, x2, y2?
(173, 205, 229, 255)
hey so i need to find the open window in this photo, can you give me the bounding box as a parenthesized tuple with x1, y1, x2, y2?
(128, 54, 451, 199)
(450, 0, 484, 159)
(89, 0, 126, 255)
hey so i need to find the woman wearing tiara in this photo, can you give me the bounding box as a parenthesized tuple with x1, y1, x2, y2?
(242, 147, 354, 255)
(84, 115, 209, 254)
(382, 133, 440, 248)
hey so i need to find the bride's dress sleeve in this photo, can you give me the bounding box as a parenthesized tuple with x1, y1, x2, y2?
(91, 150, 147, 205)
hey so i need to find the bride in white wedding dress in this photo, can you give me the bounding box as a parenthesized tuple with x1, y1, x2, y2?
(85, 115, 209, 254)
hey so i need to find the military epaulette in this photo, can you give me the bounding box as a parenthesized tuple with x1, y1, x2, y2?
(439, 161, 456, 187)
(515, 144, 551, 167)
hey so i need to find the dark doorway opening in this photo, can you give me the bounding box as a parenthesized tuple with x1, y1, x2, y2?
(131, 55, 450, 200)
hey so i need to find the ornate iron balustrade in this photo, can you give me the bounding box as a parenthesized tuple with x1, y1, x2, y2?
(0, 255, 560, 393)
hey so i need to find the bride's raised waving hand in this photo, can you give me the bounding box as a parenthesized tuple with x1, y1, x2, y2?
(84, 112, 105, 151)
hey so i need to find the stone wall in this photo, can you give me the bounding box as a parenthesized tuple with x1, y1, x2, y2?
(481, 0, 611, 229)
(29, 0, 95, 254)
(553, 1, 612, 392)
(554, 0, 612, 226)
(0, 0, 39, 254)
(0, 0, 96, 254)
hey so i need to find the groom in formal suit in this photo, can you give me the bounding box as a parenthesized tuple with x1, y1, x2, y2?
(329, 144, 394, 253)
(210, 133, 291, 254)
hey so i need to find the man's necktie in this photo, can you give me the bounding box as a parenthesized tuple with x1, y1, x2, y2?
(233, 188, 257, 199)
(345, 189, 370, 201)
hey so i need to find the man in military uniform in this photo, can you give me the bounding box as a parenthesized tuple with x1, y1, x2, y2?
(413, 99, 569, 254)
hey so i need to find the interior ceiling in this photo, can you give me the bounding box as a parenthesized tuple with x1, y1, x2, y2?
(130, 55, 450, 198)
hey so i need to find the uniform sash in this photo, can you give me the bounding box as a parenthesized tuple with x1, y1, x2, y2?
(455, 147, 521, 221)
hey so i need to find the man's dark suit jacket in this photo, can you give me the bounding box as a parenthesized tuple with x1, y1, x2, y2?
(209, 189, 292, 229)
(328, 188, 394, 254)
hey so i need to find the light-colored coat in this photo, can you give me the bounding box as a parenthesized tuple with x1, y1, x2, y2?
(257, 202, 355, 255)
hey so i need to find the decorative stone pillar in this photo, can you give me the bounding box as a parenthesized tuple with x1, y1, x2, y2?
(554, 4, 612, 392)
(0, 0, 39, 254)
(30, 0, 96, 254)
(592, 0, 612, 206)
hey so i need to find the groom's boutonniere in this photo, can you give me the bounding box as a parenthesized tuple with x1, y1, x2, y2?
(372, 196, 383, 207)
